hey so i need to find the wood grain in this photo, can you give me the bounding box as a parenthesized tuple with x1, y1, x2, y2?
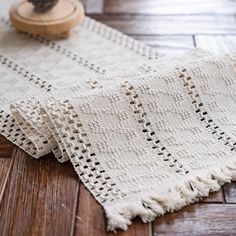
(133, 35, 195, 54)
(0, 155, 14, 203)
(153, 204, 236, 236)
(90, 14, 236, 35)
(0, 135, 14, 203)
(195, 35, 236, 53)
(0, 149, 79, 236)
(74, 183, 106, 236)
(0, 135, 14, 158)
(74, 184, 150, 236)
(201, 189, 224, 203)
(110, 221, 150, 236)
(80, 0, 104, 14)
(223, 182, 236, 204)
(104, 0, 236, 15)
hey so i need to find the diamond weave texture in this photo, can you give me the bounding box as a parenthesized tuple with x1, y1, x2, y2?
(1, 13, 236, 231)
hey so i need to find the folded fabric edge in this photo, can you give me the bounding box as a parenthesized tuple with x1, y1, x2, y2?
(102, 164, 236, 232)
(10, 106, 51, 158)
(0, 110, 39, 157)
(5, 96, 236, 232)
(9, 100, 70, 162)
(30, 97, 236, 232)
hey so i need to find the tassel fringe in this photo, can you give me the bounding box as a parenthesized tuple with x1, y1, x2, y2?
(104, 163, 236, 232)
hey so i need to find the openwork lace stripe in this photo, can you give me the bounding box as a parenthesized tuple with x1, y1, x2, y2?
(0, 54, 54, 92)
(123, 82, 190, 175)
(5, 16, 159, 63)
(81, 17, 159, 60)
(0, 110, 37, 156)
(1, 16, 159, 75)
(0, 55, 55, 157)
(27, 34, 107, 75)
(0, 17, 106, 75)
(178, 67, 236, 151)
(44, 100, 125, 203)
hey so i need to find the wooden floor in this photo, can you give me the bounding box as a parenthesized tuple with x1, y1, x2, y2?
(1, 0, 236, 235)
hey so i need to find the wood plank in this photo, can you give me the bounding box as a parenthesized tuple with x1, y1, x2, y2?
(111, 221, 151, 236)
(104, 0, 236, 15)
(0, 136, 14, 203)
(0, 149, 79, 236)
(0, 135, 14, 158)
(153, 204, 236, 236)
(74, 184, 150, 236)
(0, 156, 14, 203)
(133, 35, 195, 54)
(90, 15, 236, 35)
(201, 189, 224, 203)
(195, 35, 236, 54)
(80, 0, 104, 14)
(74, 184, 106, 236)
(223, 182, 236, 204)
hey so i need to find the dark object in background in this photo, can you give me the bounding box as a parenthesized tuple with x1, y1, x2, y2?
(28, 0, 59, 12)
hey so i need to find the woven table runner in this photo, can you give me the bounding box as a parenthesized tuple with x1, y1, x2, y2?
(1, 11, 236, 231)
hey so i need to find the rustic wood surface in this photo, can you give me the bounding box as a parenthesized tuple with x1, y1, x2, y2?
(1, 0, 236, 235)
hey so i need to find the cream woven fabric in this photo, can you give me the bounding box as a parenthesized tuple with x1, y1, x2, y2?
(1, 13, 236, 231)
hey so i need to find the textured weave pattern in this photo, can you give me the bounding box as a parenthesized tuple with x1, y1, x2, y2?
(1, 13, 236, 232)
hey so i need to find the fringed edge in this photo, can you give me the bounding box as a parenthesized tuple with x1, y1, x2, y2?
(103, 163, 236, 232)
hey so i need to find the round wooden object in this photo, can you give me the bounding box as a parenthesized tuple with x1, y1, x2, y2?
(9, 0, 84, 37)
